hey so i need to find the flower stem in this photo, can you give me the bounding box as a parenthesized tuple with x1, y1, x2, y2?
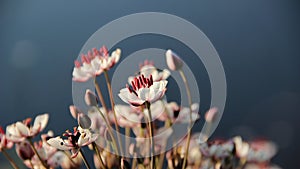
(63, 151, 76, 166)
(179, 69, 193, 169)
(28, 138, 48, 168)
(125, 127, 130, 156)
(2, 149, 19, 169)
(29, 159, 34, 169)
(92, 142, 106, 169)
(104, 70, 124, 156)
(79, 148, 91, 169)
(94, 78, 108, 114)
(145, 101, 155, 169)
(95, 106, 119, 155)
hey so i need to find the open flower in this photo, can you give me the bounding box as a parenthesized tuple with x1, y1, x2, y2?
(72, 46, 121, 82)
(47, 126, 98, 158)
(114, 104, 142, 128)
(247, 139, 277, 163)
(119, 74, 168, 106)
(155, 101, 199, 123)
(128, 60, 170, 84)
(0, 126, 13, 151)
(6, 113, 49, 142)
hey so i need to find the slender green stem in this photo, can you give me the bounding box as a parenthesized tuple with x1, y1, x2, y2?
(179, 69, 193, 169)
(2, 149, 19, 169)
(92, 142, 106, 169)
(145, 101, 155, 169)
(95, 106, 119, 155)
(104, 70, 124, 156)
(94, 78, 108, 113)
(79, 149, 91, 169)
(28, 138, 48, 168)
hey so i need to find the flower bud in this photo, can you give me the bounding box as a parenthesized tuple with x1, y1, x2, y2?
(15, 141, 34, 160)
(78, 113, 92, 129)
(165, 49, 183, 71)
(69, 105, 81, 119)
(205, 107, 218, 123)
(85, 89, 98, 107)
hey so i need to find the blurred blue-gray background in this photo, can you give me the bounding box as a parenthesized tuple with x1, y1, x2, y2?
(1, 1, 299, 168)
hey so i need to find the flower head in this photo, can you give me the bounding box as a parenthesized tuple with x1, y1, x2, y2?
(6, 113, 49, 142)
(119, 74, 168, 106)
(47, 126, 98, 158)
(0, 126, 13, 151)
(72, 46, 121, 82)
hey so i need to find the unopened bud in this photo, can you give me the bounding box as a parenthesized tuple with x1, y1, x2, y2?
(205, 107, 218, 123)
(69, 105, 82, 119)
(165, 49, 183, 71)
(78, 113, 91, 129)
(85, 89, 98, 106)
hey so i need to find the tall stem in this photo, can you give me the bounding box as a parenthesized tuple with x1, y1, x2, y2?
(95, 106, 119, 155)
(104, 71, 124, 156)
(94, 78, 108, 113)
(125, 127, 130, 156)
(79, 148, 91, 169)
(2, 149, 19, 169)
(179, 69, 193, 169)
(92, 142, 106, 169)
(28, 138, 48, 168)
(145, 101, 155, 169)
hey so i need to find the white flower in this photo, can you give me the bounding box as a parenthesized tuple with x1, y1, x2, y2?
(6, 113, 49, 142)
(0, 127, 13, 151)
(233, 136, 249, 158)
(72, 46, 121, 82)
(119, 74, 168, 106)
(114, 104, 141, 128)
(247, 140, 277, 162)
(160, 101, 199, 123)
(47, 126, 98, 158)
(128, 61, 170, 83)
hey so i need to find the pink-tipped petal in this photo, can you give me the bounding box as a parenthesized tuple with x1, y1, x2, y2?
(205, 107, 218, 123)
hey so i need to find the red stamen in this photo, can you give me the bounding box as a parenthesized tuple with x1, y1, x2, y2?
(0, 126, 4, 134)
(131, 81, 136, 91)
(100, 46, 109, 56)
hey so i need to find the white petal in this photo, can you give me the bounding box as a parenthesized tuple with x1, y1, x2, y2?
(47, 137, 71, 151)
(16, 122, 30, 137)
(32, 113, 49, 134)
(119, 88, 144, 106)
(138, 88, 150, 101)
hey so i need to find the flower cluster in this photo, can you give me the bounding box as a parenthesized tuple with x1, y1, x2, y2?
(0, 48, 281, 169)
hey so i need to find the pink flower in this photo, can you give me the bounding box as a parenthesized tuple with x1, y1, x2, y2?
(72, 46, 121, 82)
(6, 113, 49, 142)
(118, 74, 168, 106)
(247, 140, 277, 162)
(0, 127, 13, 151)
